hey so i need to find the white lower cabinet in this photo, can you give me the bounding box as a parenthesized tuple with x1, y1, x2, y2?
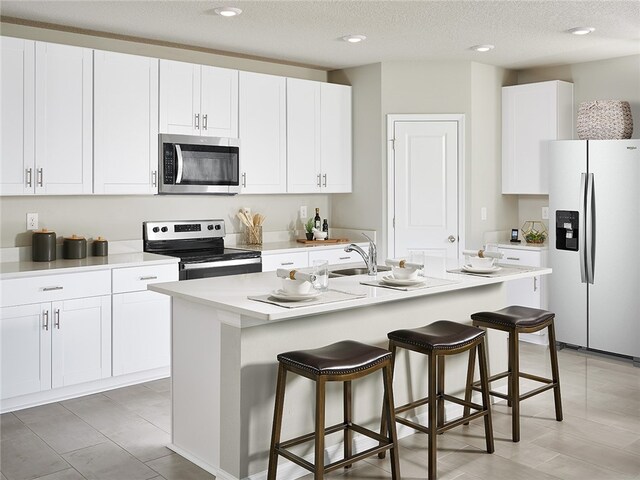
(261, 244, 368, 272)
(261, 251, 309, 272)
(0, 295, 111, 400)
(112, 291, 171, 376)
(308, 245, 364, 265)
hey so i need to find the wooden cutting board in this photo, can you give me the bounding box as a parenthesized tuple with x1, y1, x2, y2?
(296, 238, 350, 245)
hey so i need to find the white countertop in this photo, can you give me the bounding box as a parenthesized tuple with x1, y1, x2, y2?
(0, 252, 178, 279)
(497, 242, 548, 251)
(235, 239, 364, 254)
(149, 262, 552, 324)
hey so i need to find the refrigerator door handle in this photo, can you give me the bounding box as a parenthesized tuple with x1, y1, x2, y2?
(579, 173, 588, 283)
(585, 173, 595, 284)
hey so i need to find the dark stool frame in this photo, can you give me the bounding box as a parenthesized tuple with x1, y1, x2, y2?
(466, 313, 563, 442)
(380, 331, 494, 480)
(267, 354, 400, 479)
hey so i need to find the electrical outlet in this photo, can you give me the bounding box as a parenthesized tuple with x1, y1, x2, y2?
(299, 206, 307, 219)
(27, 213, 38, 230)
(481, 207, 487, 221)
(542, 206, 549, 220)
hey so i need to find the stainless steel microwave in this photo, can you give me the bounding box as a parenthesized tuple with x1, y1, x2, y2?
(158, 134, 240, 195)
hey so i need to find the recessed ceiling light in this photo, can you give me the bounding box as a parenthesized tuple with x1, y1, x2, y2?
(342, 34, 367, 43)
(470, 44, 494, 52)
(214, 7, 242, 17)
(568, 27, 595, 35)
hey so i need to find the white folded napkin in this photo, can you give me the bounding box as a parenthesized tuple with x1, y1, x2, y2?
(276, 268, 316, 283)
(462, 249, 503, 259)
(385, 258, 424, 269)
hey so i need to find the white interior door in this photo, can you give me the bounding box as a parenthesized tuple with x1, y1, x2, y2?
(391, 119, 460, 259)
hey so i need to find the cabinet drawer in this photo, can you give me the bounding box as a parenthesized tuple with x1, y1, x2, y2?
(261, 251, 308, 272)
(1, 270, 111, 307)
(308, 244, 366, 265)
(112, 264, 178, 294)
(498, 249, 542, 267)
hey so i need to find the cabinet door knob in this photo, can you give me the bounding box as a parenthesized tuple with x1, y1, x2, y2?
(43, 310, 49, 331)
(195, 114, 200, 129)
(37, 168, 44, 187)
(151, 170, 157, 187)
(54, 309, 61, 329)
(322, 174, 327, 187)
(26, 168, 33, 188)
(203, 114, 208, 130)
(317, 174, 321, 187)
(448, 235, 456, 243)
(242, 172, 247, 188)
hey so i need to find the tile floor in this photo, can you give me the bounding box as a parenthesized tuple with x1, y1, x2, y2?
(2, 343, 639, 480)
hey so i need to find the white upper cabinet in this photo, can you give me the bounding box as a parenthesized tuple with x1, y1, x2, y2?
(0, 38, 92, 195)
(287, 79, 352, 193)
(502, 81, 573, 194)
(35, 42, 93, 195)
(239, 71, 287, 193)
(0, 37, 35, 195)
(94, 50, 159, 194)
(159, 60, 238, 138)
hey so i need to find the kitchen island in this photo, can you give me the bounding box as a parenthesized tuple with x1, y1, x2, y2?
(149, 264, 551, 480)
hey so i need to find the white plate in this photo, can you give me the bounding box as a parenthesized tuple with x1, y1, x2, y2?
(462, 265, 502, 274)
(269, 289, 322, 301)
(381, 275, 425, 286)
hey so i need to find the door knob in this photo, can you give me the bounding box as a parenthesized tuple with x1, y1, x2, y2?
(448, 235, 456, 243)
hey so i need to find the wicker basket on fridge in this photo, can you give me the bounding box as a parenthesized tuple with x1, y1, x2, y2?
(577, 100, 633, 140)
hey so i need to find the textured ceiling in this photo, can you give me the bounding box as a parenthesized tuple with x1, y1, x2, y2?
(1, 0, 639, 70)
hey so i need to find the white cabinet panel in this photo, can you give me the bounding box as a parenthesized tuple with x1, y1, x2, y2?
(112, 290, 171, 376)
(308, 245, 364, 265)
(239, 72, 287, 193)
(0, 37, 35, 195)
(201, 65, 238, 138)
(51, 296, 111, 388)
(502, 81, 573, 194)
(112, 263, 177, 294)
(261, 251, 309, 272)
(94, 50, 159, 194)
(34, 42, 93, 195)
(0, 303, 50, 399)
(320, 83, 352, 193)
(287, 78, 321, 193)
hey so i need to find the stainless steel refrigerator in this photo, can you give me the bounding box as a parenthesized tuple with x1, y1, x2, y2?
(549, 140, 640, 361)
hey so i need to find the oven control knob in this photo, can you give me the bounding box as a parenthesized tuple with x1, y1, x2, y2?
(152, 227, 160, 233)
(161, 226, 168, 233)
(214, 224, 221, 230)
(207, 224, 214, 230)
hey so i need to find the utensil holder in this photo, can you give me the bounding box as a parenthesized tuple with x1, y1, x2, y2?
(244, 226, 262, 245)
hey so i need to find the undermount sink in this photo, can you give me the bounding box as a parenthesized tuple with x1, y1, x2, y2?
(329, 266, 391, 277)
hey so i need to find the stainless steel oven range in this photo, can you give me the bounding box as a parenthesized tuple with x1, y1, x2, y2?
(143, 219, 261, 280)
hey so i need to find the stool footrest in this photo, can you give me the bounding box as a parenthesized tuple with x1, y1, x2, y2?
(471, 369, 556, 402)
(520, 382, 558, 400)
(279, 422, 346, 450)
(395, 396, 430, 415)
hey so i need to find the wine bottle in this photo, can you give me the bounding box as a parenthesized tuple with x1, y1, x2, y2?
(322, 219, 329, 239)
(314, 208, 321, 230)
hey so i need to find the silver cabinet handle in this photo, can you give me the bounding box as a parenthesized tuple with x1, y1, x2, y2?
(339, 256, 351, 260)
(42, 286, 63, 292)
(54, 309, 60, 329)
(195, 113, 200, 130)
(506, 256, 520, 261)
(203, 114, 208, 130)
(280, 262, 294, 266)
(37, 168, 44, 187)
(448, 235, 456, 243)
(43, 310, 49, 331)
(242, 172, 247, 188)
(26, 168, 33, 187)
(151, 170, 157, 187)
(139, 276, 158, 280)
(317, 174, 321, 187)
(322, 174, 327, 187)
(534, 276, 538, 292)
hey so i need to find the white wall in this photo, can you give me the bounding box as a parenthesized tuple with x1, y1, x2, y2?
(0, 22, 330, 247)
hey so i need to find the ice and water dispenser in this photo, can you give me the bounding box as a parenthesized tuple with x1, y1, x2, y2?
(556, 210, 579, 251)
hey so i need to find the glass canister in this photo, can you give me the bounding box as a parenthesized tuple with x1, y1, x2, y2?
(32, 229, 57, 262)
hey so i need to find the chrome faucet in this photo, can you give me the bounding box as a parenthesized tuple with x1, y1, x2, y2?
(345, 233, 377, 276)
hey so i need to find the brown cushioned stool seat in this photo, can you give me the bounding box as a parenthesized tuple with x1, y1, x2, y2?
(268, 340, 400, 479)
(466, 305, 563, 443)
(380, 320, 494, 480)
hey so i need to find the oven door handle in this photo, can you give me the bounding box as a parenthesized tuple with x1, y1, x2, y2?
(182, 257, 261, 270)
(175, 144, 184, 184)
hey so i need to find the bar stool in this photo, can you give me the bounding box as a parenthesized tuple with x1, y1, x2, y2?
(267, 340, 400, 479)
(467, 306, 563, 442)
(380, 321, 494, 480)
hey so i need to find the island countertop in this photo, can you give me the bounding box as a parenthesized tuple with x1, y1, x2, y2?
(149, 262, 551, 324)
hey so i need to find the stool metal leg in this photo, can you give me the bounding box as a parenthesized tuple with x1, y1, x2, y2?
(382, 363, 401, 479)
(267, 364, 288, 480)
(478, 338, 495, 453)
(314, 376, 326, 479)
(463, 345, 476, 424)
(428, 352, 438, 480)
(344, 380, 352, 468)
(509, 331, 520, 442)
(548, 321, 563, 422)
(437, 356, 445, 430)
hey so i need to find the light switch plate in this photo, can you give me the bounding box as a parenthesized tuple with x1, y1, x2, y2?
(299, 206, 307, 219)
(542, 206, 549, 220)
(481, 207, 487, 221)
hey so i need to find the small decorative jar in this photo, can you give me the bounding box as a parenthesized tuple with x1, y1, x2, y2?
(32, 229, 57, 262)
(92, 237, 109, 256)
(63, 235, 87, 259)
